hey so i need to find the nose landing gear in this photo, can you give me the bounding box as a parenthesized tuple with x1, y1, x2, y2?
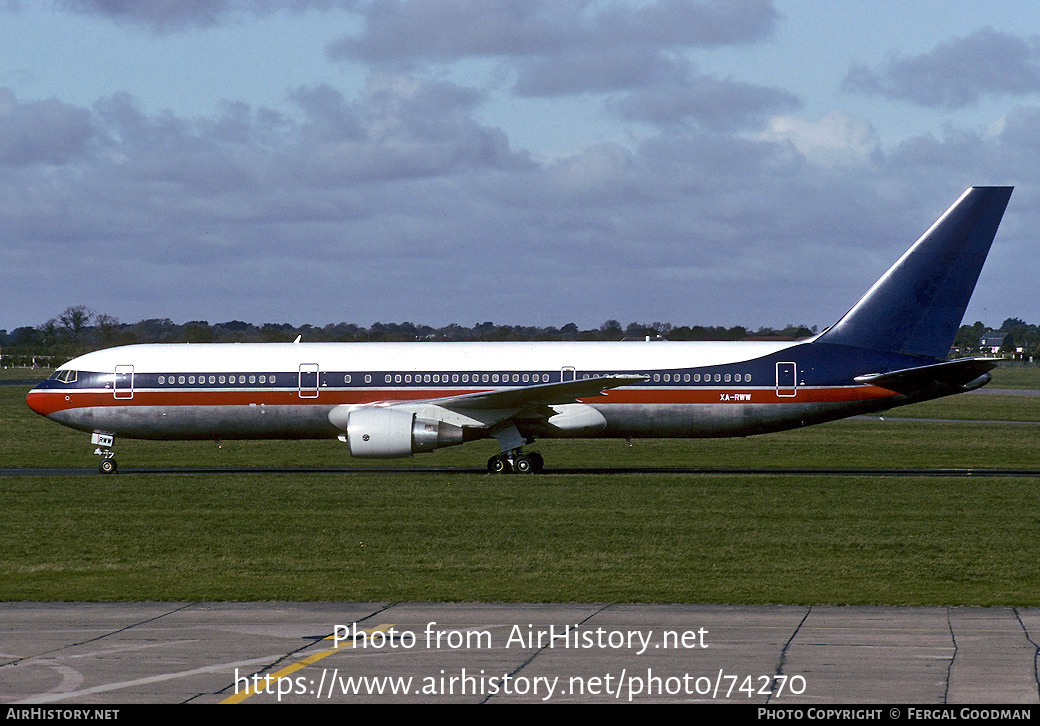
(92, 432, 118, 474)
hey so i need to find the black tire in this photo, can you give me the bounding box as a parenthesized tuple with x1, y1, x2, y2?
(487, 455, 511, 474)
(514, 455, 533, 474)
(529, 452, 544, 473)
(98, 459, 117, 475)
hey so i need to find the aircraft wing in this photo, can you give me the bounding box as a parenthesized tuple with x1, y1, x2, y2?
(436, 374, 648, 411)
(854, 358, 997, 395)
(328, 374, 648, 434)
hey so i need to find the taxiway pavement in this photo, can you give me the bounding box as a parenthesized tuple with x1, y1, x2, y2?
(1, 602, 1038, 704)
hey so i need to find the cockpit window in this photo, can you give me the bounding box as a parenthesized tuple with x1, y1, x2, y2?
(52, 370, 78, 383)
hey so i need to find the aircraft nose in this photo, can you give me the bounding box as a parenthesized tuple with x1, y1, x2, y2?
(26, 386, 53, 417)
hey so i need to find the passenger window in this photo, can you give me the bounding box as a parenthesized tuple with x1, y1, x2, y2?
(364, 375, 371, 384)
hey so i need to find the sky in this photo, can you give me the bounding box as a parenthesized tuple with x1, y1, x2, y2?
(1, 0, 1038, 334)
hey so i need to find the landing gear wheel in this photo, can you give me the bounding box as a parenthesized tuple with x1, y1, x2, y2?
(487, 454, 512, 474)
(514, 455, 533, 474)
(98, 458, 118, 475)
(528, 452, 544, 473)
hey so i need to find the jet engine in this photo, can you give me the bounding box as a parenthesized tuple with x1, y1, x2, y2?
(345, 406, 464, 458)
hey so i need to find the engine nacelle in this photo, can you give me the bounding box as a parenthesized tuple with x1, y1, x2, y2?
(346, 406, 464, 458)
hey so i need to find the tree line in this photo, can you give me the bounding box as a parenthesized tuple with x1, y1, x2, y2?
(1, 306, 818, 364)
(3, 305, 1037, 366)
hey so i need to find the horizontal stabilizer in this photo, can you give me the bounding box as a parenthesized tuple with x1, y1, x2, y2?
(854, 358, 997, 395)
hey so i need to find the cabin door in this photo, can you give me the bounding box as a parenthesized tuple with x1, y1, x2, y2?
(299, 363, 319, 399)
(114, 364, 134, 399)
(775, 362, 797, 398)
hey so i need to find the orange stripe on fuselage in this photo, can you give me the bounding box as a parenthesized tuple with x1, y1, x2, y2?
(27, 385, 898, 417)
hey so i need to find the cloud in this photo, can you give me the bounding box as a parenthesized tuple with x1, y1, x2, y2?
(48, 0, 359, 33)
(326, 1, 790, 133)
(511, 42, 799, 133)
(754, 111, 881, 168)
(0, 88, 97, 166)
(2, 70, 1038, 335)
(514, 48, 688, 97)
(611, 71, 800, 129)
(328, 0, 575, 61)
(843, 27, 1040, 109)
(285, 75, 526, 185)
(327, 0, 780, 74)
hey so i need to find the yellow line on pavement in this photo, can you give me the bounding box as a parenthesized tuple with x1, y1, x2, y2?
(221, 623, 395, 703)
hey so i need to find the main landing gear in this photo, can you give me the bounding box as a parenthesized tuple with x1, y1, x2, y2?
(92, 432, 118, 474)
(487, 450, 544, 474)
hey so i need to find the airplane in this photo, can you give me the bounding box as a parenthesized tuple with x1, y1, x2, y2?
(26, 186, 1013, 475)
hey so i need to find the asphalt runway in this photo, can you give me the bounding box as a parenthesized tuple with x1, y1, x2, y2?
(2, 602, 1038, 704)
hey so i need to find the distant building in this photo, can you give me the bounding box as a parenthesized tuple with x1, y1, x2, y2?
(979, 332, 1011, 354)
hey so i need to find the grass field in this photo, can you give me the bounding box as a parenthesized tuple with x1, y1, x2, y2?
(986, 365, 1040, 389)
(2, 366, 1038, 604)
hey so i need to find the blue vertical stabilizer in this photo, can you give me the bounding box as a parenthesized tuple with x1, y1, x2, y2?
(815, 186, 1013, 359)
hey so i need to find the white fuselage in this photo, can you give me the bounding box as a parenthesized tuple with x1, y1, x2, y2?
(27, 338, 906, 446)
